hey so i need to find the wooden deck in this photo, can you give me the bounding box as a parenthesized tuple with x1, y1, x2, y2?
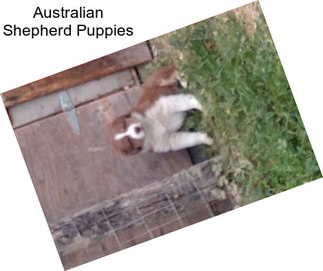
(2, 42, 237, 270)
(14, 87, 192, 223)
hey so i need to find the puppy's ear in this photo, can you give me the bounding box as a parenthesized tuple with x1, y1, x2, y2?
(107, 114, 131, 153)
(107, 115, 127, 142)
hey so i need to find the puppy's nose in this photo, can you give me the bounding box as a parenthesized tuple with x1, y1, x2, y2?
(175, 79, 183, 88)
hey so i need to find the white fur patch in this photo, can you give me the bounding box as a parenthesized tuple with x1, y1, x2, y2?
(139, 94, 210, 152)
(114, 123, 145, 141)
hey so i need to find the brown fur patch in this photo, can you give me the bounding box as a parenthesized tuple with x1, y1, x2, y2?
(134, 85, 180, 115)
(142, 66, 179, 88)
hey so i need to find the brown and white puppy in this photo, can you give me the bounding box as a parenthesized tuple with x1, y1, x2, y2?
(108, 66, 213, 155)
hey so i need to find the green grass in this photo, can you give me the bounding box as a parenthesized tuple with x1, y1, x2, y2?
(144, 11, 321, 203)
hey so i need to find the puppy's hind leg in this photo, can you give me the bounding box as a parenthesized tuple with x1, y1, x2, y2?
(159, 94, 203, 113)
(154, 131, 213, 152)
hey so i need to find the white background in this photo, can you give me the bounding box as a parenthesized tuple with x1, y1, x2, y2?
(0, 0, 322, 270)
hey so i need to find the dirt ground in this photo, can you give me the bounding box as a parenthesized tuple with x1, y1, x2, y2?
(232, 1, 261, 36)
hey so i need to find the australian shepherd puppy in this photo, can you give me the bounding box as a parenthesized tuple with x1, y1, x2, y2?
(108, 66, 213, 155)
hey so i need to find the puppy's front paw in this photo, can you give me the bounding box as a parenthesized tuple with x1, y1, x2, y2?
(188, 95, 203, 111)
(195, 100, 203, 111)
(201, 133, 213, 145)
(179, 74, 188, 89)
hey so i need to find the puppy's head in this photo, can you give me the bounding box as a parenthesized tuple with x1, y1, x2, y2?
(108, 114, 145, 155)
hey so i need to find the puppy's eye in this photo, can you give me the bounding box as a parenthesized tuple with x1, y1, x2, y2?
(134, 127, 142, 134)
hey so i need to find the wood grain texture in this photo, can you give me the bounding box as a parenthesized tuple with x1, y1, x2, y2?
(2, 42, 151, 108)
(9, 69, 134, 128)
(14, 88, 192, 224)
(53, 156, 232, 270)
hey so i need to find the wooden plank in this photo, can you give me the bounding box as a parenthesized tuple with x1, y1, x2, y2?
(67, 69, 133, 106)
(14, 87, 192, 224)
(53, 156, 233, 269)
(2, 42, 152, 108)
(9, 69, 134, 128)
